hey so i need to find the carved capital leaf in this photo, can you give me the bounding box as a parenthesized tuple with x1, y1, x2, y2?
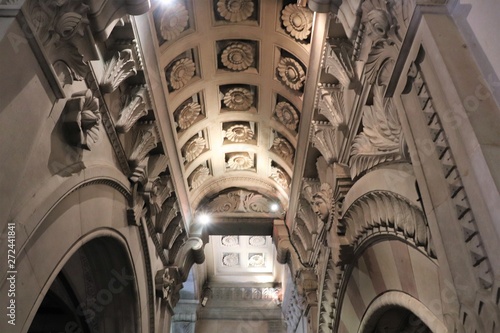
(101, 49, 137, 93)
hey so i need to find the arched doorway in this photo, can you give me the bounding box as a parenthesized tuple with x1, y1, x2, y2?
(28, 237, 140, 333)
(367, 306, 432, 333)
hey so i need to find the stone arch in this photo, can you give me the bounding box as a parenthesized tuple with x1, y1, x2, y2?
(4, 178, 150, 333)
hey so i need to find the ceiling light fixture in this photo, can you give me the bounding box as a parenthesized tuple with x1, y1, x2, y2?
(198, 213, 211, 225)
(270, 203, 279, 212)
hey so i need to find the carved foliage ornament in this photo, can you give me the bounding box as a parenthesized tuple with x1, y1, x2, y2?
(26, 0, 90, 83)
(221, 42, 254, 71)
(184, 137, 206, 162)
(225, 124, 254, 143)
(160, 3, 189, 41)
(101, 49, 137, 93)
(274, 101, 299, 131)
(177, 102, 201, 130)
(217, 0, 254, 22)
(311, 122, 338, 165)
(63, 89, 100, 150)
(324, 39, 356, 89)
(169, 58, 195, 90)
(349, 84, 405, 179)
(129, 126, 158, 167)
(206, 189, 271, 214)
(281, 4, 313, 41)
(317, 85, 346, 128)
(223, 88, 253, 110)
(116, 86, 148, 133)
(278, 57, 306, 91)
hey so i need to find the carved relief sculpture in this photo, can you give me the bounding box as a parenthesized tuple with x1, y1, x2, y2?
(324, 39, 357, 89)
(221, 236, 239, 246)
(224, 124, 254, 143)
(160, 3, 189, 41)
(270, 166, 290, 189)
(129, 125, 158, 167)
(116, 86, 148, 133)
(272, 137, 294, 162)
(349, 84, 406, 179)
(278, 57, 306, 91)
(227, 153, 253, 170)
(281, 4, 313, 41)
(183, 137, 206, 163)
(222, 253, 239, 266)
(317, 85, 346, 128)
(303, 179, 332, 224)
(274, 101, 299, 131)
(177, 102, 201, 130)
(217, 0, 254, 22)
(189, 165, 211, 190)
(220, 42, 254, 71)
(26, 0, 91, 84)
(206, 189, 272, 214)
(101, 49, 137, 93)
(223, 87, 253, 110)
(62, 89, 101, 150)
(169, 58, 196, 90)
(310, 122, 338, 164)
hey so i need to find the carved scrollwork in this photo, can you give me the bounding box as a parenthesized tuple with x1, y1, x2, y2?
(183, 137, 206, 163)
(169, 58, 195, 90)
(220, 42, 254, 71)
(177, 102, 201, 130)
(143, 175, 174, 216)
(349, 84, 405, 179)
(160, 3, 189, 41)
(101, 49, 137, 93)
(116, 86, 148, 133)
(274, 101, 299, 131)
(62, 89, 101, 150)
(223, 87, 253, 110)
(224, 124, 254, 142)
(281, 4, 313, 41)
(217, 0, 254, 22)
(206, 189, 273, 214)
(278, 57, 306, 91)
(227, 153, 253, 170)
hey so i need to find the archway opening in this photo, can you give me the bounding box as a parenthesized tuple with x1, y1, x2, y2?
(28, 236, 139, 333)
(369, 306, 432, 333)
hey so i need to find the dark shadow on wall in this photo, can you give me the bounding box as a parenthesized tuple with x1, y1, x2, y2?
(48, 114, 85, 177)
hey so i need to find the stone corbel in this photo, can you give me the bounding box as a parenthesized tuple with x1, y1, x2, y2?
(155, 267, 183, 308)
(142, 175, 174, 216)
(62, 89, 101, 150)
(155, 198, 179, 234)
(116, 86, 149, 133)
(324, 39, 358, 90)
(128, 124, 159, 168)
(127, 182, 145, 226)
(317, 85, 346, 128)
(86, 0, 150, 41)
(100, 49, 137, 93)
(172, 237, 205, 281)
(274, 219, 306, 277)
(310, 121, 340, 165)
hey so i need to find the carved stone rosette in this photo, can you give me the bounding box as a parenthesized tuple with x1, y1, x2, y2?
(62, 89, 101, 150)
(169, 58, 196, 90)
(223, 88, 253, 110)
(183, 137, 206, 163)
(227, 153, 253, 170)
(220, 42, 254, 71)
(160, 3, 189, 41)
(281, 4, 313, 41)
(272, 137, 294, 162)
(224, 124, 254, 143)
(217, 0, 254, 22)
(270, 166, 289, 189)
(278, 57, 306, 91)
(274, 101, 299, 131)
(177, 102, 201, 130)
(189, 165, 211, 190)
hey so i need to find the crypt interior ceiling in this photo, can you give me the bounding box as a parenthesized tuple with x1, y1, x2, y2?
(134, 0, 339, 287)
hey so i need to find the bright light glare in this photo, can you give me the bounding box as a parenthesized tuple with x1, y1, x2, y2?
(198, 213, 210, 225)
(270, 203, 279, 212)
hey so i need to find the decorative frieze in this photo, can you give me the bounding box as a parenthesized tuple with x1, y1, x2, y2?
(206, 189, 273, 214)
(100, 49, 137, 93)
(62, 89, 101, 150)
